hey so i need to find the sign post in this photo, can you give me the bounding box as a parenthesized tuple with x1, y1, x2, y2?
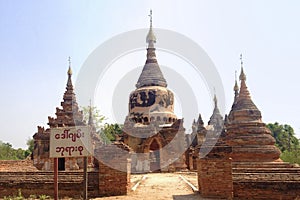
(54, 158, 58, 200)
(50, 126, 92, 200)
(83, 156, 88, 200)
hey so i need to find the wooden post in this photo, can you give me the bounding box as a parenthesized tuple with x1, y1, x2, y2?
(83, 156, 88, 200)
(54, 158, 58, 200)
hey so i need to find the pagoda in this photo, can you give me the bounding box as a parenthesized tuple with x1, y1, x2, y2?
(122, 11, 186, 172)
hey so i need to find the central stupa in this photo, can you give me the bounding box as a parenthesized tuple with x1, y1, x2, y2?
(128, 11, 177, 125)
(122, 11, 186, 173)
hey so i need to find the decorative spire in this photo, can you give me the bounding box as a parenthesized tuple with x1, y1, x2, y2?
(66, 57, 73, 92)
(88, 99, 94, 126)
(208, 92, 223, 129)
(212, 90, 220, 115)
(48, 57, 84, 128)
(197, 114, 204, 126)
(238, 55, 250, 100)
(213, 89, 218, 108)
(228, 54, 259, 124)
(234, 70, 239, 92)
(239, 54, 246, 81)
(234, 70, 239, 102)
(67, 56, 72, 76)
(146, 9, 156, 48)
(135, 10, 167, 88)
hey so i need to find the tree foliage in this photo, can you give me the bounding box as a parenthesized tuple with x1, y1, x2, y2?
(280, 150, 300, 165)
(0, 138, 34, 160)
(267, 122, 300, 164)
(100, 123, 123, 144)
(25, 138, 34, 157)
(0, 141, 25, 160)
(267, 122, 299, 152)
(81, 106, 106, 131)
(82, 106, 123, 144)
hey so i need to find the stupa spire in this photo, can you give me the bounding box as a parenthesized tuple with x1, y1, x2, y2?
(208, 92, 223, 131)
(239, 54, 246, 81)
(238, 54, 251, 100)
(211, 89, 221, 116)
(68, 56, 72, 75)
(48, 57, 85, 128)
(197, 113, 204, 126)
(213, 91, 218, 108)
(88, 99, 94, 126)
(234, 70, 239, 102)
(135, 10, 167, 88)
(146, 9, 156, 48)
(66, 56, 73, 92)
(228, 54, 260, 123)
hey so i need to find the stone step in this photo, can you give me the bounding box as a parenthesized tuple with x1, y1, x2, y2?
(233, 172, 300, 182)
(233, 168, 300, 173)
(232, 161, 297, 169)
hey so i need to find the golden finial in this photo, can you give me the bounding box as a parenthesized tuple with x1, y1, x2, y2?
(146, 9, 156, 45)
(67, 56, 72, 76)
(239, 54, 246, 81)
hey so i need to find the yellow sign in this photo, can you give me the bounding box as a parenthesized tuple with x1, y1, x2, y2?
(50, 126, 92, 158)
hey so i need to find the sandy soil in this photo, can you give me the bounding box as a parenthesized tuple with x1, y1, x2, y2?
(93, 173, 212, 200)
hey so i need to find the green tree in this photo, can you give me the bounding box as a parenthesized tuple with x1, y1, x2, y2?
(267, 122, 299, 152)
(267, 122, 300, 164)
(0, 141, 27, 160)
(100, 123, 123, 144)
(81, 106, 106, 131)
(82, 106, 123, 144)
(280, 150, 300, 165)
(24, 138, 34, 158)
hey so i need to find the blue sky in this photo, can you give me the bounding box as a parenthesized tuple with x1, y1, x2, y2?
(1, 0, 300, 148)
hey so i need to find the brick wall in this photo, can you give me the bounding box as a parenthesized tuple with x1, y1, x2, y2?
(233, 181, 300, 200)
(0, 159, 38, 172)
(98, 161, 131, 196)
(197, 146, 233, 199)
(96, 143, 131, 197)
(0, 142, 132, 199)
(0, 171, 99, 199)
(233, 166, 300, 199)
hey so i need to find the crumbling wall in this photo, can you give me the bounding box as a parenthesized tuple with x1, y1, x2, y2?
(0, 171, 99, 198)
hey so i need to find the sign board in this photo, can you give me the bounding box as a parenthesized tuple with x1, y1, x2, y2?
(50, 126, 92, 158)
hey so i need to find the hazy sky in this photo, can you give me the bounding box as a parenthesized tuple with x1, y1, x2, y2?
(1, 0, 300, 149)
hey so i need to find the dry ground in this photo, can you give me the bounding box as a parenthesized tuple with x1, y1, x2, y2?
(93, 173, 216, 200)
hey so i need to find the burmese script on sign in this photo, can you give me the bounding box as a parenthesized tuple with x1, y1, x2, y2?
(49, 126, 92, 158)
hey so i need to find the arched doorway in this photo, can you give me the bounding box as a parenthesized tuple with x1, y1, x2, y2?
(149, 139, 161, 172)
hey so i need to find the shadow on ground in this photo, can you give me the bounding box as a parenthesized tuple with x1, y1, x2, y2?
(173, 193, 201, 200)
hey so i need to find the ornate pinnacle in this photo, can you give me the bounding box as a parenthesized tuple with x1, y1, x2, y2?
(146, 9, 156, 47)
(66, 56, 73, 90)
(88, 99, 94, 126)
(234, 70, 239, 92)
(239, 54, 246, 81)
(67, 56, 72, 76)
(213, 93, 218, 108)
(197, 114, 204, 126)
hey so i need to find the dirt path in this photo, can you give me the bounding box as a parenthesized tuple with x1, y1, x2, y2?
(93, 173, 204, 200)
